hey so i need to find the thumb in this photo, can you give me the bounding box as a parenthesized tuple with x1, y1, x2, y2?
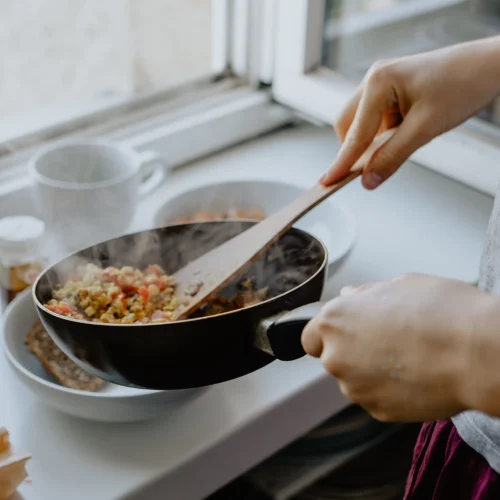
(361, 108, 432, 190)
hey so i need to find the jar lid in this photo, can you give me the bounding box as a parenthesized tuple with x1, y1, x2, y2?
(0, 216, 45, 253)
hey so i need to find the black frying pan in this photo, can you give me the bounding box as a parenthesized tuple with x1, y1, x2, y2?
(33, 221, 327, 390)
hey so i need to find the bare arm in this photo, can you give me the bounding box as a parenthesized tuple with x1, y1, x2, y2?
(461, 292, 500, 417)
(322, 36, 500, 189)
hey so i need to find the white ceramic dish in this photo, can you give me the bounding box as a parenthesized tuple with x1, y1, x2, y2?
(154, 180, 357, 277)
(2, 289, 207, 423)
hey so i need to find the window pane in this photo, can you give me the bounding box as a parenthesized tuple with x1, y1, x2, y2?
(0, 0, 213, 130)
(322, 0, 500, 125)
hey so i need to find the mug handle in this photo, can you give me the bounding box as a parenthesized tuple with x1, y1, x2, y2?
(138, 150, 168, 198)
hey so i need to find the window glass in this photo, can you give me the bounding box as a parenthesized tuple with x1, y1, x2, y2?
(322, 0, 500, 124)
(0, 0, 212, 126)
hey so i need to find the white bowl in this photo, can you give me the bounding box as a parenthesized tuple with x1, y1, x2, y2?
(154, 180, 357, 277)
(2, 289, 207, 423)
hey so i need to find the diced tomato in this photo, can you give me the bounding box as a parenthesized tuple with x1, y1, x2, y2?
(61, 299, 78, 311)
(47, 304, 74, 315)
(153, 277, 169, 291)
(102, 267, 118, 278)
(146, 264, 164, 276)
(138, 286, 150, 305)
(119, 282, 137, 294)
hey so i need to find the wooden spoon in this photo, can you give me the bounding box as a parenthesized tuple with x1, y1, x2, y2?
(172, 129, 396, 320)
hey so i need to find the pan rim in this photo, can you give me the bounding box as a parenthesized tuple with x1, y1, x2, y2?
(33, 221, 329, 328)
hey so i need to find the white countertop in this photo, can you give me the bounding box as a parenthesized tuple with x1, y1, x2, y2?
(0, 124, 494, 500)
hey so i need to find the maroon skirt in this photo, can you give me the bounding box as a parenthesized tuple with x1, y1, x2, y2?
(404, 420, 500, 499)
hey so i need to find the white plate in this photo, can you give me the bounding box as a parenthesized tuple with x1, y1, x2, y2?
(2, 289, 207, 423)
(154, 179, 357, 277)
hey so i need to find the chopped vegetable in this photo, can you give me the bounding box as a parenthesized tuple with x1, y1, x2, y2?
(44, 263, 270, 324)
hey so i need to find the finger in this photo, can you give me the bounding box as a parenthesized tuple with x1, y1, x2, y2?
(349, 128, 398, 174)
(340, 281, 383, 296)
(322, 81, 396, 185)
(321, 341, 344, 379)
(337, 380, 351, 399)
(361, 107, 432, 190)
(391, 273, 423, 284)
(301, 318, 324, 358)
(340, 285, 357, 297)
(333, 85, 363, 142)
(334, 71, 394, 143)
(379, 109, 402, 135)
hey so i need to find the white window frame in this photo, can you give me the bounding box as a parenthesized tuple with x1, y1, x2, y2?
(0, 0, 295, 197)
(229, 0, 277, 85)
(0, 0, 231, 155)
(272, 0, 500, 196)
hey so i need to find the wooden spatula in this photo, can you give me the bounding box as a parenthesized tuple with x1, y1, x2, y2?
(172, 129, 395, 320)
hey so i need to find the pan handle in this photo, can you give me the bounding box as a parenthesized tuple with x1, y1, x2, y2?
(257, 302, 325, 362)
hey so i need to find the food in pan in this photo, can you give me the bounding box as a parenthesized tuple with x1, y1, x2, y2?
(170, 207, 265, 224)
(193, 277, 269, 317)
(43, 263, 269, 324)
(25, 319, 104, 391)
(44, 264, 179, 324)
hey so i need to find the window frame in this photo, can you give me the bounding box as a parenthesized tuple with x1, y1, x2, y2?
(0, 0, 232, 167)
(0, 0, 296, 195)
(272, 0, 500, 196)
(229, 0, 277, 85)
(0, 82, 294, 194)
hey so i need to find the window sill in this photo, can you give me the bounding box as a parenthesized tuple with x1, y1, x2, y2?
(0, 87, 294, 213)
(2, 123, 493, 500)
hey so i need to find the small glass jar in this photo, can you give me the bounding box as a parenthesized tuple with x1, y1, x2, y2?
(0, 216, 46, 307)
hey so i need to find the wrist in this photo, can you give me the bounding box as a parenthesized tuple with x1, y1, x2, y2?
(468, 36, 500, 94)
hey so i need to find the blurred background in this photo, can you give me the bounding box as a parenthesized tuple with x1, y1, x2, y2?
(0, 0, 212, 122)
(5, 0, 500, 127)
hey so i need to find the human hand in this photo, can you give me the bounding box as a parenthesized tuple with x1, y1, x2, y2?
(302, 274, 492, 422)
(322, 37, 500, 189)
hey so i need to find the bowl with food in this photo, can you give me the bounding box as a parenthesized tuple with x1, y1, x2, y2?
(153, 179, 356, 277)
(2, 288, 207, 422)
(32, 221, 328, 390)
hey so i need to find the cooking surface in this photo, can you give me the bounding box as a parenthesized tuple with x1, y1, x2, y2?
(0, 124, 493, 499)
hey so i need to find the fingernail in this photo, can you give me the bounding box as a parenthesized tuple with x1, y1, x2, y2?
(363, 172, 383, 190)
(319, 171, 329, 185)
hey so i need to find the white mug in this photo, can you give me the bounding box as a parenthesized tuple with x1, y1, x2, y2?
(29, 139, 168, 254)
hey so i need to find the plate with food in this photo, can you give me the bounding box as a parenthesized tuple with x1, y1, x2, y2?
(153, 179, 356, 277)
(2, 289, 207, 422)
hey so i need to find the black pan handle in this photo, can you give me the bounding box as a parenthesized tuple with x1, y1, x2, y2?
(255, 302, 325, 361)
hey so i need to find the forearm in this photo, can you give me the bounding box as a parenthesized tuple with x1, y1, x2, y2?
(324, 35, 500, 187)
(451, 36, 500, 103)
(459, 291, 500, 417)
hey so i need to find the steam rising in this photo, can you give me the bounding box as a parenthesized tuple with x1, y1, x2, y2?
(40, 217, 323, 310)
(28, 148, 323, 307)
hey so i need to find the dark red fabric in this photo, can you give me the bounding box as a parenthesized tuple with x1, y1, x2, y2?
(404, 420, 500, 499)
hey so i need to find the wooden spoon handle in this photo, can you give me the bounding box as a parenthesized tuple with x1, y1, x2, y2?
(258, 127, 397, 237)
(171, 175, 355, 320)
(172, 129, 396, 320)
(237, 127, 397, 249)
(254, 171, 360, 241)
